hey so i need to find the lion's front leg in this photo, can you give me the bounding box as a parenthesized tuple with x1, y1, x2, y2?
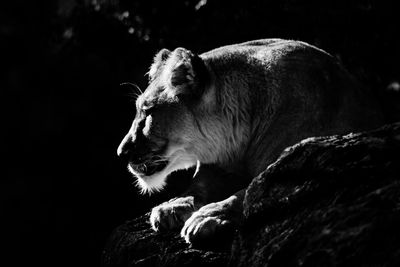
(150, 165, 249, 238)
(150, 196, 196, 232)
(180, 190, 244, 248)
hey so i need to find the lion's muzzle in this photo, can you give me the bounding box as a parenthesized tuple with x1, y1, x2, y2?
(117, 131, 169, 176)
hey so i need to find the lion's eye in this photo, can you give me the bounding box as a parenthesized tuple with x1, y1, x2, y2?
(142, 105, 156, 115)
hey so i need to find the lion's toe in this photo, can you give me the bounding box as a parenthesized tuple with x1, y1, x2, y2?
(150, 197, 195, 232)
(180, 202, 235, 249)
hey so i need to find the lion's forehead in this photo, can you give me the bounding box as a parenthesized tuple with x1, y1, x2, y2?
(136, 84, 177, 111)
(150, 53, 177, 80)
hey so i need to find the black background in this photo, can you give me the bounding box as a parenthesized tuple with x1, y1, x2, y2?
(2, 0, 399, 266)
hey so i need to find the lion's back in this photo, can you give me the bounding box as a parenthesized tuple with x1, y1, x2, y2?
(202, 38, 382, 133)
(201, 39, 383, 174)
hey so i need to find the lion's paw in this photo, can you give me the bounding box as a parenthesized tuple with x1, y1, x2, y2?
(150, 196, 195, 232)
(180, 202, 235, 249)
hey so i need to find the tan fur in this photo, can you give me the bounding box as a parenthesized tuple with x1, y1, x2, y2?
(118, 39, 381, 193)
(118, 39, 382, 243)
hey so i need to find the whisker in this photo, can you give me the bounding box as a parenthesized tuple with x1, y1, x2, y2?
(152, 156, 168, 161)
(142, 159, 164, 165)
(151, 159, 168, 164)
(126, 92, 141, 103)
(120, 82, 144, 96)
(151, 155, 167, 160)
(128, 92, 141, 98)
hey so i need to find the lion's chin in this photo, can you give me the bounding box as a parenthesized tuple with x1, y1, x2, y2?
(128, 153, 198, 194)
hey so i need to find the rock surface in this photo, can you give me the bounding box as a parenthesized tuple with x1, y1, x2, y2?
(101, 213, 229, 267)
(103, 122, 400, 267)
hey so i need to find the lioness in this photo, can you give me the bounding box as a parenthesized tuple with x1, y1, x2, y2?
(117, 39, 382, 247)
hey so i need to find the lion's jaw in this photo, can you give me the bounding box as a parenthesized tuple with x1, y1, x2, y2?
(128, 145, 198, 194)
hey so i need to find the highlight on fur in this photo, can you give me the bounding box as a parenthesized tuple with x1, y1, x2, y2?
(118, 38, 382, 194)
(128, 146, 199, 194)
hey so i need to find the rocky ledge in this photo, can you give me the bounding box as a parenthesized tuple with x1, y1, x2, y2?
(102, 122, 400, 267)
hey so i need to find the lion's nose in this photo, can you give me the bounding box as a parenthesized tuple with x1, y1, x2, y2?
(117, 134, 135, 159)
(118, 119, 148, 161)
(117, 133, 149, 164)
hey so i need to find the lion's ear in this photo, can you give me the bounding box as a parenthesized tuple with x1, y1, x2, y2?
(149, 48, 171, 79)
(169, 48, 208, 98)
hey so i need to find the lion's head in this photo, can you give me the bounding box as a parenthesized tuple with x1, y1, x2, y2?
(117, 48, 250, 193)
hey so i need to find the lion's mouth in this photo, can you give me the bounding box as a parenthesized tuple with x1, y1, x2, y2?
(128, 158, 169, 177)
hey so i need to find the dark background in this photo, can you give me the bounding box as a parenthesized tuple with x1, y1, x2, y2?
(2, 0, 399, 266)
